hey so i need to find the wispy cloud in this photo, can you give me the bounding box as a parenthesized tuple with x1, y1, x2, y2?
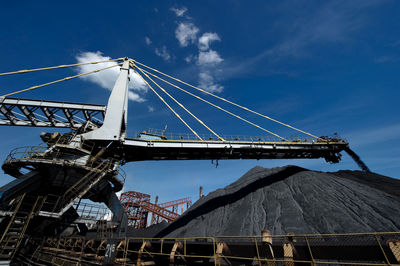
(175, 22, 199, 47)
(155, 45, 171, 61)
(266, 0, 384, 58)
(196, 49, 224, 93)
(374, 55, 400, 63)
(391, 40, 400, 47)
(145, 36, 152, 45)
(75, 51, 147, 102)
(145, 36, 173, 61)
(222, 0, 388, 78)
(172, 9, 225, 93)
(197, 50, 223, 66)
(198, 71, 224, 93)
(198, 32, 221, 51)
(184, 54, 194, 63)
(170, 7, 187, 17)
(294, 100, 368, 128)
(344, 123, 400, 148)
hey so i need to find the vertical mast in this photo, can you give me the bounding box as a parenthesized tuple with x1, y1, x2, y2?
(82, 58, 130, 141)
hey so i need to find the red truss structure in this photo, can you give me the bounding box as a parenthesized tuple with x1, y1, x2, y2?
(119, 191, 151, 228)
(151, 197, 192, 225)
(119, 191, 192, 229)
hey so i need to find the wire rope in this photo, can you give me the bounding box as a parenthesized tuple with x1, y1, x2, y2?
(134, 69, 203, 141)
(1, 63, 122, 98)
(0, 58, 124, 76)
(132, 59, 322, 141)
(136, 66, 287, 141)
(134, 64, 224, 141)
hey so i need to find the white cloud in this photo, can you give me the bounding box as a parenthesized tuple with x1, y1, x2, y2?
(75, 51, 147, 102)
(198, 32, 221, 51)
(172, 17, 224, 93)
(243, 1, 386, 65)
(155, 45, 171, 61)
(145, 36, 152, 45)
(344, 124, 400, 148)
(184, 55, 194, 63)
(175, 22, 199, 47)
(128, 91, 145, 102)
(170, 7, 187, 17)
(148, 106, 155, 112)
(198, 71, 224, 93)
(197, 50, 223, 66)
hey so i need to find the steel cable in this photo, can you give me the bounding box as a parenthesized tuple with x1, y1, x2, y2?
(135, 66, 287, 141)
(134, 64, 224, 141)
(1, 63, 122, 98)
(132, 59, 322, 141)
(0, 58, 124, 76)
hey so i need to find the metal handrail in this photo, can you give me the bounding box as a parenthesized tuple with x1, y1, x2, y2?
(73, 202, 109, 221)
(5, 144, 47, 161)
(54, 133, 95, 153)
(117, 167, 126, 185)
(130, 129, 346, 143)
(4, 145, 96, 168)
(29, 232, 400, 266)
(39, 160, 115, 214)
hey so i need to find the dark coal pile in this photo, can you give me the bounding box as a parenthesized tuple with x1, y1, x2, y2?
(155, 165, 400, 238)
(126, 221, 169, 238)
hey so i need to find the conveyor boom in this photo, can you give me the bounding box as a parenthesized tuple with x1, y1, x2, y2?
(0, 97, 105, 128)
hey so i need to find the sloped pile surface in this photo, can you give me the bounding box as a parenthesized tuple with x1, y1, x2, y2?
(156, 165, 400, 237)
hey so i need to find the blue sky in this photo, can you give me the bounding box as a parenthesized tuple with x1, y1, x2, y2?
(0, 0, 399, 203)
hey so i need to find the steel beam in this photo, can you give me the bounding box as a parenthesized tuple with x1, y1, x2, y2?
(121, 138, 348, 162)
(81, 59, 130, 141)
(0, 97, 105, 128)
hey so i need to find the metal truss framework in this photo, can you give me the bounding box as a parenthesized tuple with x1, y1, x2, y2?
(120, 191, 151, 228)
(120, 191, 192, 228)
(158, 197, 192, 213)
(0, 58, 350, 164)
(0, 97, 105, 128)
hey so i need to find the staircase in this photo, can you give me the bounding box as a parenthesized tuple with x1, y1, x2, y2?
(0, 193, 42, 261)
(40, 160, 113, 218)
(140, 200, 179, 222)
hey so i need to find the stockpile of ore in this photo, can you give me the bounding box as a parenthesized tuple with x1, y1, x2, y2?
(153, 165, 400, 238)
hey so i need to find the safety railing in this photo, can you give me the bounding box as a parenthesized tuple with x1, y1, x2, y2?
(129, 129, 345, 143)
(55, 132, 96, 153)
(4, 145, 89, 167)
(158, 197, 192, 209)
(117, 167, 127, 185)
(73, 201, 110, 222)
(25, 232, 400, 265)
(3, 145, 123, 172)
(40, 130, 96, 153)
(40, 159, 126, 215)
(214, 232, 400, 265)
(131, 129, 285, 142)
(139, 201, 179, 222)
(5, 144, 48, 162)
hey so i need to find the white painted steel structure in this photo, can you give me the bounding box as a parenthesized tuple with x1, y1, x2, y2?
(0, 58, 348, 163)
(0, 97, 105, 128)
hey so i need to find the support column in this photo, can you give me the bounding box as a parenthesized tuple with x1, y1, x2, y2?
(81, 58, 130, 141)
